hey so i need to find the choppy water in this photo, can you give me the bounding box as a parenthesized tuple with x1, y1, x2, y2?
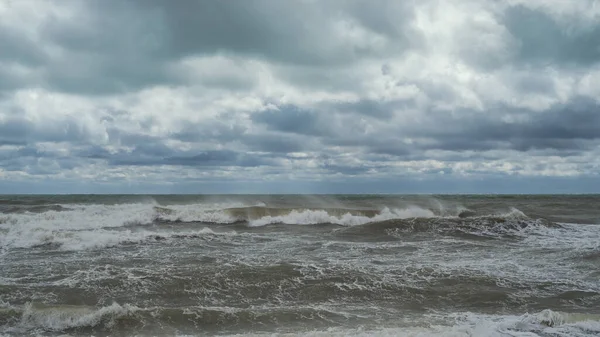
(1, 194, 600, 336)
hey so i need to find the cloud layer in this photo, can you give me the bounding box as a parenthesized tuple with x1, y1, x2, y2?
(1, 0, 599, 193)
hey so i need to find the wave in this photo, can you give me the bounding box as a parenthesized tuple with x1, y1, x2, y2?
(0, 204, 70, 214)
(1, 227, 235, 251)
(0, 201, 411, 250)
(226, 206, 381, 220)
(0, 302, 368, 335)
(1, 302, 139, 334)
(219, 310, 600, 337)
(242, 206, 437, 227)
(8, 258, 595, 314)
(3, 302, 600, 337)
(0, 202, 572, 251)
(153, 205, 438, 226)
(0, 200, 521, 232)
(154, 205, 525, 227)
(0, 202, 244, 250)
(335, 208, 559, 240)
(0, 201, 458, 233)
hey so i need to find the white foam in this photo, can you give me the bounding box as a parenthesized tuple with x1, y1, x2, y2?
(57, 227, 231, 251)
(499, 207, 528, 219)
(249, 206, 436, 227)
(524, 222, 600, 251)
(218, 310, 600, 337)
(0, 203, 156, 249)
(16, 302, 139, 332)
(156, 203, 239, 223)
(0, 202, 244, 250)
(1, 223, 232, 251)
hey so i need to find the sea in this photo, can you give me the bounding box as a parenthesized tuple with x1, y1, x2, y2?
(1, 194, 599, 337)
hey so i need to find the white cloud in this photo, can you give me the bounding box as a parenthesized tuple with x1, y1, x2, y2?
(0, 0, 599, 192)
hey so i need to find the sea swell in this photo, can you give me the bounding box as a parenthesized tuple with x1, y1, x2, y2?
(2, 195, 600, 336)
(219, 310, 600, 337)
(153, 205, 441, 225)
(0, 301, 391, 335)
(5, 254, 598, 318)
(3, 300, 600, 337)
(336, 211, 559, 241)
(0, 201, 582, 252)
(1, 227, 236, 251)
(1, 302, 139, 335)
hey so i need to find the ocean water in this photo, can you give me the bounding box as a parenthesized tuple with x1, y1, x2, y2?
(1, 194, 599, 336)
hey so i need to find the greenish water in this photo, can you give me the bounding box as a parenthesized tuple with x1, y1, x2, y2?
(1, 195, 599, 336)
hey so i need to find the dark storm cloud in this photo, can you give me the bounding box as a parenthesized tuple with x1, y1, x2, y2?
(128, 0, 412, 65)
(0, 25, 43, 92)
(243, 134, 309, 154)
(75, 145, 112, 160)
(0, 68, 29, 93)
(252, 100, 402, 143)
(166, 151, 270, 168)
(504, 5, 600, 66)
(0, 2, 171, 95)
(368, 143, 414, 157)
(0, 25, 46, 65)
(0, 147, 81, 175)
(0, 0, 414, 95)
(246, 95, 600, 159)
(106, 147, 273, 168)
(513, 73, 557, 95)
(411, 97, 600, 152)
(321, 163, 376, 176)
(252, 106, 322, 136)
(170, 120, 247, 144)
(40, 2, 175, 94)
(0, 115, 100, 145)
(65, 126, 276, 167)
(1, 0, 600, 192)
(105, 130, 163, 150)
(329, 99, 397, 119)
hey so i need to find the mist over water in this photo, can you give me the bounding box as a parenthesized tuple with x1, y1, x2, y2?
(1, 194, 600, 336)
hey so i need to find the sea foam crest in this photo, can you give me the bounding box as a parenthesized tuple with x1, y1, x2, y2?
(0, 203, 155, 249)
(155, 203, 240, 223)
(60, 227, 229, 251)
(4, 226, 230, 251)
(219, 309, 600, 337)
(249, 206, 436, 227)
(15, 302, 139, 332)
(0, 202, 243, 250)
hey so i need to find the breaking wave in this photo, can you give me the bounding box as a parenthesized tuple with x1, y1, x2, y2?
(1, 302, 139, 334)
(0, 302, 371, 335)
(153, 205, 442, 225)
(0, 204, 70, 214)
(2, 196, 600, 336)
(220, 310, 600, 337)
(336, 209, 558, 240)
(0, 202, 239, 250)
(0, 200, 564, 251)
(2, 227, 235, 251)
(3, 302, 600, 337)
(242, 206, 437, 227)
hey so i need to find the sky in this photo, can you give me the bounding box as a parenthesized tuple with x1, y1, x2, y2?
(0, 0, 599, 194)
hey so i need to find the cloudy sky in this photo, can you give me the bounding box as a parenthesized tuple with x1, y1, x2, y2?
(1, 0, 599, 194)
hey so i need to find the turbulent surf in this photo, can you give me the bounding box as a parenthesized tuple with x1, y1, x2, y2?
(1, 194, 599, 336)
